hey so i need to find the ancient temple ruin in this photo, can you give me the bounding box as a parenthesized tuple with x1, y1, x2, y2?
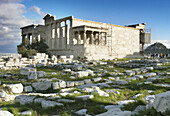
(20, 14, 151, 60)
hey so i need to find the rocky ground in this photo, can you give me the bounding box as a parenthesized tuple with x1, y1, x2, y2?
(0, 58, 170, 116)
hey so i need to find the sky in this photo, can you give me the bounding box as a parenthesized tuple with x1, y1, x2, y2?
(0, 0, 170, 53)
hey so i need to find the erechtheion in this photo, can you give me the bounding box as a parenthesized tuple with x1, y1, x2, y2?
(20, 14, 151, 60)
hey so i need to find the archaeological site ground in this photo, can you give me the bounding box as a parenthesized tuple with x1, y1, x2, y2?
(0, 53, 170, 116)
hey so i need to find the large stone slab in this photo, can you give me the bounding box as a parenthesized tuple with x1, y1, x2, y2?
(41, 100, 63, 108)
(58, 80, 66, 88)
(57, 98, 75, 103)
(76, 71, 89, 78)
(24, 86, 33, 92)
(92, 77, 102, 82)
(6, 83, 23, 94)
(96, 108, 131, 116)
(153, 91, 170, 113)
(20, 67, 36, 75)
(52, 82, 60, 90)
(15, 95, 35, 105)
(37, 71, 46, 77)
(76, 95, 94, 100)
(32, 81, 51, 91)
(27, 71, 37, 80)
(0, 111, 14, 116)
(75, 109, 87, 115)
(125, 70, 135, 76)
(115, 80, 128, 85)
(0, 89, 7, 98)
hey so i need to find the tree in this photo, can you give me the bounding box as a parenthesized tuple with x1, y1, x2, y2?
(31, 39, 49, 53)
(17, 38, 49, 57)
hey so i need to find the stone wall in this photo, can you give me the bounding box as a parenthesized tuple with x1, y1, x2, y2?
(73, 18, 140, 59)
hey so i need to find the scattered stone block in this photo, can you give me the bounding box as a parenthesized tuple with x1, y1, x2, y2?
(76, 71, 89, 78)
(28, 71, 37, 80)
(0, 111, 14, 116)
(75, 109, 87, 115)
(92, 87, 109, 97)
(118, 100, 135, 107)
(96, 108, 131, 116)
(20, 67, 36, 75)
(133, 94, 143, 99)
(153, 91, 170, 113)
(52, 82, 60, 90)
(132, 105, 146, 115)
(15, 95, 35, 105)
(24, 86, 33, 92)
(34, 98, 46, 104)
(74, 81, 84, 86)
(143, 73, 157, 78)
(84, 79, 92, 84)
(125, 70, 135, 76)
(105, 105, 121, 110)
(41, 100, 63, 108)
(57, 99, 75, 103)
(92, 77, 102, 82)
(32, 81, 51, 91)
(144, 95, 155, 109)
(58, 80, 66, 88)
(76, 95, 94, 100)
(0, 89, 7, 98)
(20, 110, 32, 116)
(115, 80, 128, 85)
(60, 88, 75, 92)
(66, 81, 75, 87)
(6, 83, 23, 94)
(37, 71, 46, 77)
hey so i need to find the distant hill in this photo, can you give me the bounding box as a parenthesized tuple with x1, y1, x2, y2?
(145, 42, 170, 54)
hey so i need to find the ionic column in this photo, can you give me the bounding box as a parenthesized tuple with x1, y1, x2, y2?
(98, 32, 101, 45)
(83, 31, 86, 44)
(105, 32, 107, 45)
(77, 31, 81, 44)
(90, 31, 94, 44)
(65, 20, 68, 46)
(69, 19, 73, 45)
(59, 22, 62, 48)
(55, 22, 58, 39)
(73, 31, 75, 44)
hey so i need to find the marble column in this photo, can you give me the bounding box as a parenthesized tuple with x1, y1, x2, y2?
(69, 19, 73, 45)
(59, 22, 62, 49)
(98, 32, 101, 45)
(77, 31, 81, 44)
(90, 31, 94, 44)
(83, 31, 86, 44)
(105, 32, 107, 45)
(65, 20, 68, 47)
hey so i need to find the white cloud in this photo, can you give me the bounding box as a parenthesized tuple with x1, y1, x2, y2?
(0, 0, 44, 47)
(30, 6, 45, 16)
(151, 40, 170, 49)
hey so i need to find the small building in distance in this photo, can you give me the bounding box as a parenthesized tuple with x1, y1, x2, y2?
(20, 14, 151, 60)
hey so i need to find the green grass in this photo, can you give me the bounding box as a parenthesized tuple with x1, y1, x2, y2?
(152, 78, 170, 84)
(121, 99, 146, 111)
(137, 107, 170, 116)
